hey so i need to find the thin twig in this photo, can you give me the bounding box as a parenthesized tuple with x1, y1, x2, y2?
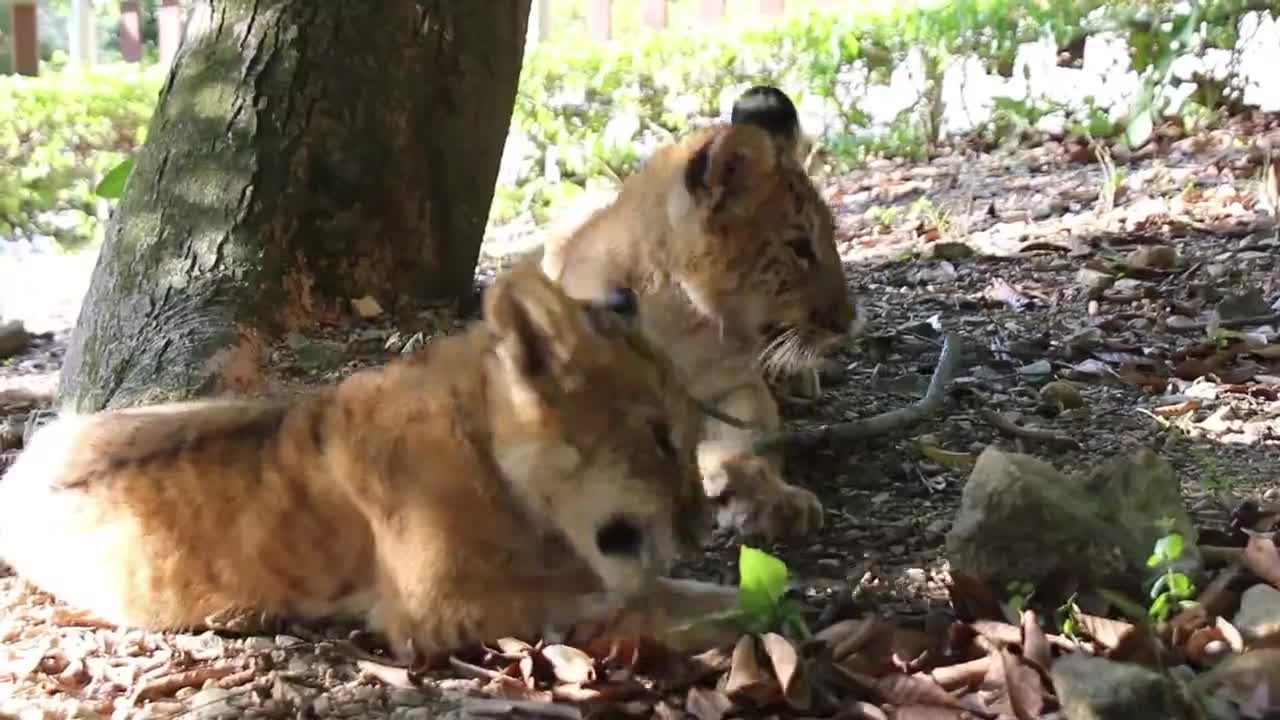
(754, 333, 963, 453)
(130, 663, 241, 703)
(980, 408, 1081, 451)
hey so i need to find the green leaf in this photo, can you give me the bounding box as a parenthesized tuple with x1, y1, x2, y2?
(1148, 593, 1170, 621)
(1154, 533, 1185, 563)
(737, 545, 789, 621)
(1150, 574, 1170, 599)
(1125, 109, 1153, 150)
(1168, 573, 1194, 598)
(94, 156, 134, 199)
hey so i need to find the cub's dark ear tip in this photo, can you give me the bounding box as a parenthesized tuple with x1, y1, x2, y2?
(730, 86, 800, 148)
(731, 85, 799, 124)
(603, 287, 638, 318)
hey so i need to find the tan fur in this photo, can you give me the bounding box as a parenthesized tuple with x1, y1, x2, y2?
(0, 266, 728, 661)
(541, 123, 862, 541)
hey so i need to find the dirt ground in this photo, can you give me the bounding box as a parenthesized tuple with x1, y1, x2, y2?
(1, 114, 1279, 718)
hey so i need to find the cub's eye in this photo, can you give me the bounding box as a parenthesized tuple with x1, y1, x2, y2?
(788, 237, 816, 263)
(651, 421, 676, 459)
(596, 517, 643, 557)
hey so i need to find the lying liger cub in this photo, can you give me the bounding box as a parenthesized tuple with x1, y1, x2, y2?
(0, 266, 737, 662)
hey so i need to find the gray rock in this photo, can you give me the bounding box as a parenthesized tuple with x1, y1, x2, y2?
(292, 338, 347, 370)
(946, 446, 1202, 598)
(929, 241, 975, 260)
(1232, 583, 1280, 644)
(1051, 655, 1190, 720)
(1076, 268, 1115, 299)
(187, 687, 237, 719)
(1216, 288, 1271, 322)
(0, 319, 29, 359)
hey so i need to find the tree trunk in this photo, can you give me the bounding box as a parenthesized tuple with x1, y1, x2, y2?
(58, 0, 531, 413)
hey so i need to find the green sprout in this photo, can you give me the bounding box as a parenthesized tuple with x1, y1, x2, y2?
(1146, 531, 1198, 623)
(1006, 579, 1036, 614)
(736, 545, 811, 640)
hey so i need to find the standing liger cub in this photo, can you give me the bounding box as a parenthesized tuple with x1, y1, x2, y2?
(0, 266, 736, 663)
(540, 86, 862, 542)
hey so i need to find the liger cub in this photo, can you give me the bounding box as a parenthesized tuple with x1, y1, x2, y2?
(0, 266, 737, 663)
(540, 86, 863, 542)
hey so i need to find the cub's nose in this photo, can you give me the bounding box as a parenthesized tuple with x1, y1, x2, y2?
(603, 287, 638, 318)
(596, 516, 644, 557)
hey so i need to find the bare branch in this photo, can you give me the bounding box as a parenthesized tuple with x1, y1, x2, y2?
(754, 333, 963, 453)
(980, 409, 1081, 451)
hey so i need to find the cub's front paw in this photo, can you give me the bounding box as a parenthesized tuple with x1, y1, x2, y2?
(699, 444, 824, 542)
(735, 482, 824, 541)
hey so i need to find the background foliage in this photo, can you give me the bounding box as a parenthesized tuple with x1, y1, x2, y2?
(0, 0, 1271, 246)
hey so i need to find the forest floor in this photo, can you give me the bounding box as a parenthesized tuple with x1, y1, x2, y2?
(2, 114, 1280, 719)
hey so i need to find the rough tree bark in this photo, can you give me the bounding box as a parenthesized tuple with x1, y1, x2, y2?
(57, 0, 531, 413)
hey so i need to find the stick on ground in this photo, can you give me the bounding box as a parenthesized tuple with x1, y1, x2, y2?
(980, 408, 1081, 451)
(754, 333, 963, 453)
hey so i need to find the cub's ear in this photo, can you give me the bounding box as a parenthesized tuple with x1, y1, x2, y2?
(682, 124, 777, 216)
(483, 267, 591, 388)
(730, 85, 802, 155)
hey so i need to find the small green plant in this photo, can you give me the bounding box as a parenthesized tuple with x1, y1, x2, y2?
(869, 205, 901, 226)
(1146, 528, 1197, 623)
(911, 196, 954, 239)
(736, 545, 810, 639)
(1095, 142, 1127, 214)
(1193, 450, 1234, 497)
(1055, 593, 1082, 639)
(1005, 579, 1036, 614)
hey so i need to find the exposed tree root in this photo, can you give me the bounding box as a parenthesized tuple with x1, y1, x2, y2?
(980, 408, 1082, 451)
(754, 333, 963, 453)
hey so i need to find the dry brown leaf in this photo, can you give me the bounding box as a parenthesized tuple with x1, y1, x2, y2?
(929, 656, 991, 691)
(486, 675, 555, 703)
(1217, 616, 1246, 654)
(891, 627, 939, 673)
(1244, 535, 1280, 589)
(815, 617, 868, 646)
(723, 635, 779, 704)
(1152, 399, 1202, 417)
(987, 646, 1047, 720)
(1185, 625, 1229, 666)
(685, 686, 734, 720)
(833, 617, 899, 673)
(540, 645, 596, 686)
(1020, 610, 1052, 671)
(1072, 612, 1136, 652)
(760, 632, 811, 710)
(1116, 361, 1169, 393)
(357, 659, 417, 689)
(891, 704, 966, 719)
(875, 673, 967, 710)
(496, 637, 535, 656)
(945, 572, 1006, 622)
(828, 616, 887, 659)
(551, 681, 639, 703)
(985, 277, 1034, 310)
(846, 700, 891, 720)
